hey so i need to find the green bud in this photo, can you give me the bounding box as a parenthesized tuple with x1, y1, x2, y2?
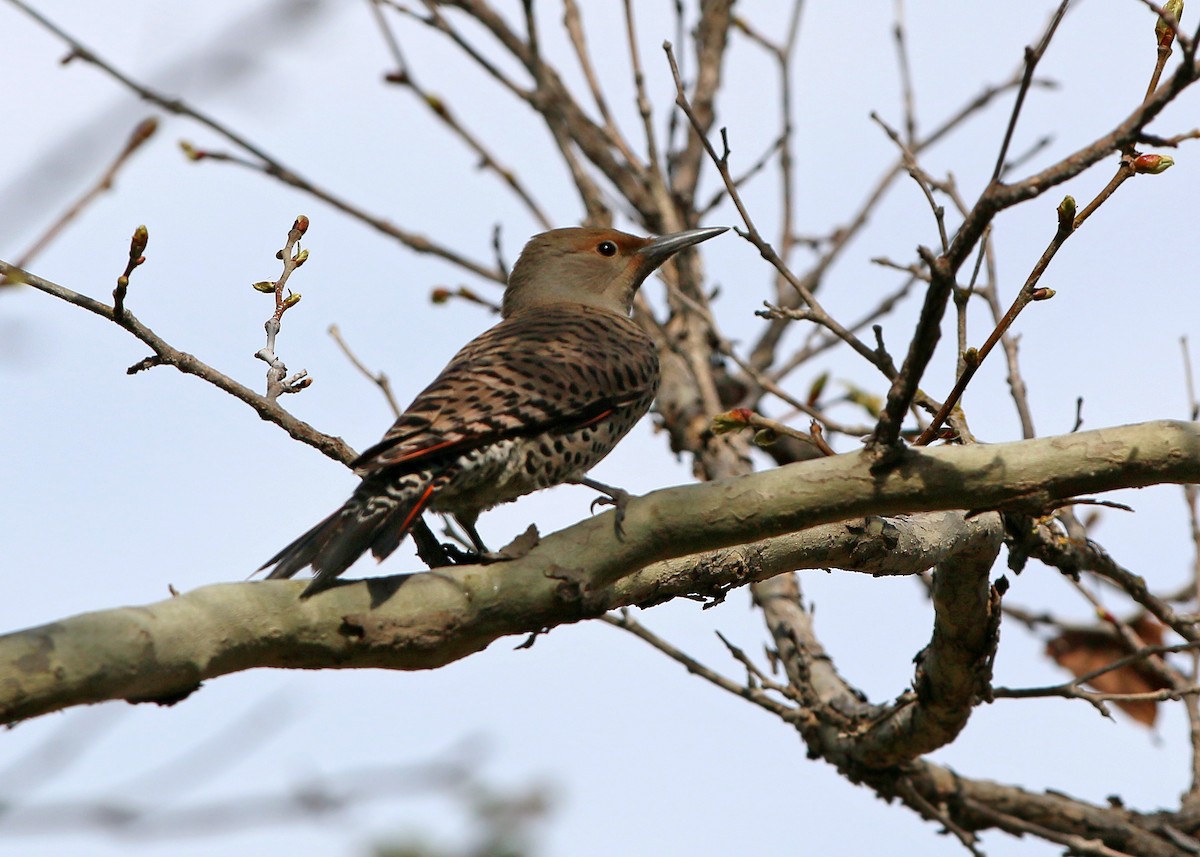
(842, 383, 882, 418)
(807, 371, 829, 407)
(179, 140, 205, 161)
(130, 224, 149, 258)
(252, 281, 277, 293)
(1157, 0, 1185, 45)
(1057, 195, 1076, 231)
(752, 428, 778, 447)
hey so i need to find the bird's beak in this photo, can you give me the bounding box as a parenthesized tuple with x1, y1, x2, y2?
(638, 226, 728, 265)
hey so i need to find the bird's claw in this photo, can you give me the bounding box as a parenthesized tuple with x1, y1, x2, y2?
(588, 487, 630, 540)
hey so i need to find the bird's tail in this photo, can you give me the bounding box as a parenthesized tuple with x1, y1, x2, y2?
(259, 471, 440, 597)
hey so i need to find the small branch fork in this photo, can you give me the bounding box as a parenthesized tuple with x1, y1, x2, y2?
(915, 2, 1190, 444)
(0, 255, 354, 466)
(662, 43, 891, 379)
(601, 611, 797, 719)
(711, 407, 836, 457)
(253, 217, 313, 400)
(994, 641, 1200, 719)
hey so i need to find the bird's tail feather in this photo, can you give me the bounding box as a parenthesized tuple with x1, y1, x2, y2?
(259, 471, 438, 597)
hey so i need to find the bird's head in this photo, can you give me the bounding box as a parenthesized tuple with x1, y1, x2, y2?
(502, 225, 727, 317)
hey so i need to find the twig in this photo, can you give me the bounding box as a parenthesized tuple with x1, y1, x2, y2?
(112, 225, 148, 320)
(892, 0, 919, 146)
(622, 0, 674, 222)
(1, 755, 481, 837)
(913, 197, 1070, 445)
(601, 611, 796, 719)
(179, 142, 503, 283)
(713, 630, 799, 700)
(730, 4, 805, 293)
(430, 284, 502, 314)
(560, 0, 642, 168)
(662, 42, 887, 374)
(0, 258, 355, 465)
(995, 641, 1200, 707)
(991, 1, 1069, 183)
(666, 281, 868, 435)
(6, 0, 503, 285)
(253, 217, 312, 400)
(1143, 0, 1188, 100)
(368, 0, 552, 228)
(894, 776, 985, 857)
(711, 408, 834, 456)
(870, 247, 956, 447)
(8, 117, 157, 279)
(870, 111, 948, 253)
(696, 136, 783, 216)
(769, 275, 918, 384)
(328, 324, 401, 418)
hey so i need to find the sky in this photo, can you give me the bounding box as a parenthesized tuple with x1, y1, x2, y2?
(2, 2, 1199, 856)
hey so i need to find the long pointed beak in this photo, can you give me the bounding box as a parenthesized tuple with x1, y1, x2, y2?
(638, 226, 728, 264)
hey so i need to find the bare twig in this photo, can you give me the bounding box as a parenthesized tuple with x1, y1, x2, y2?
(6, 0, 503, 284)
(368, 0, 552, 228)
(991, 2, 1069, 183)
(253, 217, 312, 400)
(960, 797, 1141, 857)
(870, 111, 949, 253)
(601, 611, 796, 719)
(0, 258, 355, 465)
(328, 324, 402, 418)
(892, 1, 918, 145)
(7, 117, 157, 279)
(111, 225, 149, 320)
(914, 196, 1070, 445)
(561, 0, 642, 168)
(663, 42, 887, 374)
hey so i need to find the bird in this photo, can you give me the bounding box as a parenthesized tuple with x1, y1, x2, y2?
(260, 224, 727, 596)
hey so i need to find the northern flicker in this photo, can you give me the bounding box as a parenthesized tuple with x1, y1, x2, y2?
(260, 225, 726, 596)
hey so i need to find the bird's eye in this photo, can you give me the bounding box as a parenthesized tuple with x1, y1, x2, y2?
(597, 240, 617, 257)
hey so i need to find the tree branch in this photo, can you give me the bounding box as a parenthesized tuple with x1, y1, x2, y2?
(0, 259, 354, 465)
(3, 420, 1197, 724)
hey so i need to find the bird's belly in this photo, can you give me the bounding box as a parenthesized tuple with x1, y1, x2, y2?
(429, 409, 642, 516)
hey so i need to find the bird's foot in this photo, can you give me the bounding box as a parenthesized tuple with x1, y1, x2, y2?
(443, 523, 541, 564)
(575, 476, 632, 540)
(411, 519, 456, 568)
(439, 543, 511, 565)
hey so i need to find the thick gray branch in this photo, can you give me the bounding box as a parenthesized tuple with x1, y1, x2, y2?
(854, 513, 1003, 767)
(1, 420, 1197, 724)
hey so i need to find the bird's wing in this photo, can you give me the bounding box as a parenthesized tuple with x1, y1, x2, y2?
(351, 304, 658, 474)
